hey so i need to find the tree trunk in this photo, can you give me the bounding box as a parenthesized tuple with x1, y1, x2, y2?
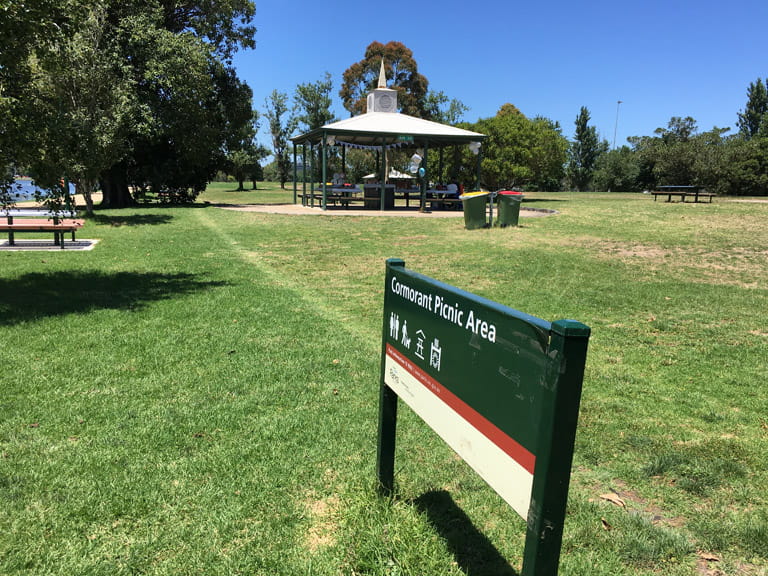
(100, 162, 135, 208)
(75, 180, 95, 215)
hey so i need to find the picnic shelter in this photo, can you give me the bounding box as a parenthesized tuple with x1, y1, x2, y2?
(290, 61, 486, 211)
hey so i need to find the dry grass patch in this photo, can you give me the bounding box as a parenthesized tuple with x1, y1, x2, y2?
(303, 493, 341, 553)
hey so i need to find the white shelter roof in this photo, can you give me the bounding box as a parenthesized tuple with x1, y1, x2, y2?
(292, 111, 485, 147)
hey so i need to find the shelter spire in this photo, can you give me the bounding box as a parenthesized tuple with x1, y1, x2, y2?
(367, 58, 398, 113)
(378, 59, 387, 88)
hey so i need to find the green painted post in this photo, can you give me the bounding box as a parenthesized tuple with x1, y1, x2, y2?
(522, 319, 590, 576)
(380, 141, 386, 211)
(321, 133, 328, 210)
(420, 144, 429, 213)
(376, 379, 399, 495)
(309, 143, 315, 208)
(475, 146, 482, 191)
(377, 258, 406, 495)
(302, 145, 307, 205)
(292, 148, 297, 204)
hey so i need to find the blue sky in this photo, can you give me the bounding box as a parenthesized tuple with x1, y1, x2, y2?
(233, 0, 768, 153)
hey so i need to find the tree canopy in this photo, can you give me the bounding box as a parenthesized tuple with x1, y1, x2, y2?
(339, 41, 429, 117)
(1, 0, 256, 211)
(737, 78, 768, 139)
(471, 105, 568, 191)
(264, 90, 297, 190)
(294, 73, 337, 132)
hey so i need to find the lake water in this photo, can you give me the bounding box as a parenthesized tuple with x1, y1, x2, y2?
(6, 179, 76, 202)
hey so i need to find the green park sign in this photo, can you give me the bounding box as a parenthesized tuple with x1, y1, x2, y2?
(377, 258, 591, 576)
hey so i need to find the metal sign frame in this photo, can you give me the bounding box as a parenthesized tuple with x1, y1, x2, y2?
(376, 258, 590, 576)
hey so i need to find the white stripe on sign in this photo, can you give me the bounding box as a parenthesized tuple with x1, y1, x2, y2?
(385, 346, 534, 519)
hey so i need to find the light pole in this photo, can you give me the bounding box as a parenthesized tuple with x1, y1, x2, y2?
(613, 100, 623, 149)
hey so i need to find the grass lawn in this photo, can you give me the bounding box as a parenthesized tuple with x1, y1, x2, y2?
(1, 186, 766, 575)
(200, 181, 295, 205)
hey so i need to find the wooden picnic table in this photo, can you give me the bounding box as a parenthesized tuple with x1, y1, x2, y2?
(1, 209, 83, 248)
(651, 185, 715, 203)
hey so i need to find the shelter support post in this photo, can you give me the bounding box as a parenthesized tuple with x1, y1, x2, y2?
(321, 133, 328, 210)
(302, 145, 307, 205)
(419, 144, 429, 212)
(475, 146, 482, 191)
(309, 143, 315, 208)
(379, 140, 386, 211)
(292, 147, 297, 204)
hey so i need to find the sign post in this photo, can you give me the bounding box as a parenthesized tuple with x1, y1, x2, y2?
(377, 258, 590, 576)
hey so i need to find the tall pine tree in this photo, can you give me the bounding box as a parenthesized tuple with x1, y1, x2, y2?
(737, 78, 768, 139)
(568, 106, 601, 191)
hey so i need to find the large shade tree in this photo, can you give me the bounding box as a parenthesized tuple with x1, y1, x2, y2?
(339, 41, 429, 117)
(101, 0, 256, 207)
(0, 0, 83, 208)
(25, 3, 135, 213)
(470, 104, 568, 191)
(1, 0, 256, 211)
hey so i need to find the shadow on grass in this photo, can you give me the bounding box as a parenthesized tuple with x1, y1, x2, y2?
(413, 490, 519, 576)
(520, 197, 567, 203)
(0, 270, 228, 325)
(86, 213, 175, 227)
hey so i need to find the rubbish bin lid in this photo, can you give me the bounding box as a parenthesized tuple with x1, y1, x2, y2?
(459, 191, 489, 199)
(497, 190, 523, 196)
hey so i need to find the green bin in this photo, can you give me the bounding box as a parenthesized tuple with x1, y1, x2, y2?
(496, 190, 524, 227)
(459, 191, 489, 230)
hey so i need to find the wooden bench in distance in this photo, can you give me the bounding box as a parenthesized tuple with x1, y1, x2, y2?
(651, 186, 715, 203)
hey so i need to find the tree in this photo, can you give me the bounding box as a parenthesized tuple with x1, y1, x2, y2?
(655, 116, 698, 143)
(737, 78, 768, 139)
(114, 24, 254, 205)
(627, 117, 701, 188)
(0, 0, 82, 209)
(652, 117, 699, 184)
(102, 5, 256, 207)
(294, 73, 337, 182)
(421, 90, 469, 125)
(592, 146, 642, 192)
(568, 106, 602, 191)
(718, 137, 768, 196)
(467, 104, 568, 191)
(153, 0, 256, 61)
(339, 41, 429, 117)
(2, 0, 257, 210)
(225, 109, 268, 190)
(27, 3, 135, 214)
(294, 73, 337, 132)
(264, 90, 297, 189)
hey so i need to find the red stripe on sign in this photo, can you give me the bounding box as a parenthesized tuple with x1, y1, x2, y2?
(386, 344, 536, 475)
